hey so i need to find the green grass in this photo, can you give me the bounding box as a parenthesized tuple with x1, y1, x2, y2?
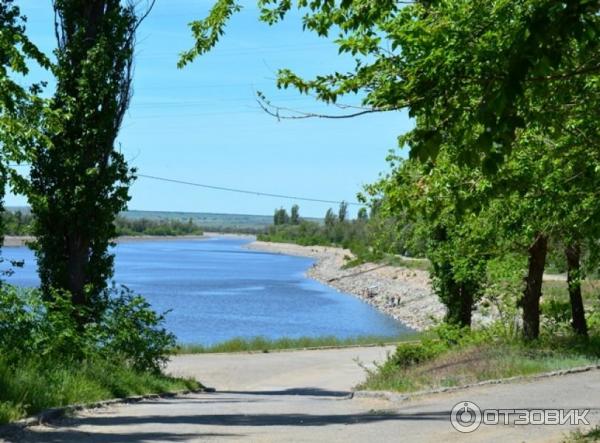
(381, 254, 432, 271)
(0, 357, 200, 425)
(176, 334, 421, 354)
(543, 280, 599, 308)
(358, 332, 600, 393)
(564, 426, 600, 442)
(341, 253, 431, 271)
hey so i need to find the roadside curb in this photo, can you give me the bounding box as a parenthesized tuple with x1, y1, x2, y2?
(353, 363, 600, 402)
(0, 387, 215, 438)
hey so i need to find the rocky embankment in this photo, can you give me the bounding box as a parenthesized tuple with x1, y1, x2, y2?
(247, 241, 446, 331)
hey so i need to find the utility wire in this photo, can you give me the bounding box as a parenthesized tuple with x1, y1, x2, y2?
(8, 164, 363, 206)
(137, 174, 362, 206)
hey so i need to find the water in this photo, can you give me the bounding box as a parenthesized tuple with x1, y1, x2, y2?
(2, 237, 410, 344)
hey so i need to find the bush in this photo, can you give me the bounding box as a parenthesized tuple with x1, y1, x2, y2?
(0, 355, 198, 424)
(0, 285, 176, 372)
(0, 285, 189, 424)
(386, 324, 473, 369)
(99, 287, 176, 372)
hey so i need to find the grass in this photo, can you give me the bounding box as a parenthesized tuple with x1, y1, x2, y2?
(0, 357, 200, 425)
(543, 280, 600, 308)
(382, 254, 432, 272)
(564, 426, 600, 442)
(358, 331, 600, 393)
(176, 334, 421, 354)
(343, 253, 432, 271)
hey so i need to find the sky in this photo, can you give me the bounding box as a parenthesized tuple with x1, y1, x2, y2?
(8, 0, 412, 218)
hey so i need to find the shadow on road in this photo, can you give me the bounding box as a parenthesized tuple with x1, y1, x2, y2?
(55, 410, 449, 428)
(221, 387, 352, 397)
(7, 391, 450, 442)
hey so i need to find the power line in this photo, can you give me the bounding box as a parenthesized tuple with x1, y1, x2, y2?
(7, 164, 363, 206)
(137, 174, 362, 206)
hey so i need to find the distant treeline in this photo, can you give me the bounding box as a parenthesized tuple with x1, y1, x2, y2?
(1, 210, 271, 238)
(259, 204, 425, 262)
(114, 217, 204, 236)
(1, 211, 206, 237)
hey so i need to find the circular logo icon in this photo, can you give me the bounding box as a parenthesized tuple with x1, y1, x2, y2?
(451, 401, 482, 433)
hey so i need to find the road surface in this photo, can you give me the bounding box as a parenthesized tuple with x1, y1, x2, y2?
(5, 346, 599, 442)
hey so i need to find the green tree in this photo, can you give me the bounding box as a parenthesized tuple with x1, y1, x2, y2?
(290, 204, 300, 225)
(357, 207, 368, 222)
(324, 208, 337, 228)
(372, 153, 493, 327)
(0, 0, 48, 270)
(184, 0, 600, 338)
(338, 201, 348, 223)
(28, 1, 153, 324)
(273, 207, 289, 225)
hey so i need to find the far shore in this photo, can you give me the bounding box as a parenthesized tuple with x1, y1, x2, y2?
(2, 232, 256, 247)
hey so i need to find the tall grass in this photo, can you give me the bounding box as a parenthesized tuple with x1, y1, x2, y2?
(176, 334, 420, 354)
(0, 357, 199, 425)
(358, 326, 600, 393)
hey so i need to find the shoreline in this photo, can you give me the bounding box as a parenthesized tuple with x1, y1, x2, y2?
(247, 241, 445, 331)
(2, 232, 256, 248)
(2, 233, 444, 331)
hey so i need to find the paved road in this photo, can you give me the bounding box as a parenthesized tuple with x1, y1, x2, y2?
(7, 347, 600, 442)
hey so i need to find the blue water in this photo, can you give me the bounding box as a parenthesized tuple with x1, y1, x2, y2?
(2, 237, 409, 344)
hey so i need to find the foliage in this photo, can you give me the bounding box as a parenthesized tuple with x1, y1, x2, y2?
(25, 0, 141, 323)
(0, 285, 176, 373)
(564, 426, 600, 443)
(114, 216, 204, 237)
(0, 283, 186, 423)
(0, 356, 198, 425)
(0, 0, 50, 285)
(273, 207, 290, 226)
(260, 203, 424, 263)
(99, 287, 176, 372)
(290, 204, 300, 225)
(186, 0, 600, 342)
(360, 324, 600, 393)
(1, 211, 205, 237)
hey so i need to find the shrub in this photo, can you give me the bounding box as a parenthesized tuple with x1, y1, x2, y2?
(0, 285, 176, 372)
(99, 287, 176, 372)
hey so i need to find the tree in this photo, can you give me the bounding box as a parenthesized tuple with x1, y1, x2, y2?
(338, 201, 348, 223)
(273, 207, 289, 225)
(184, 0, 600, 338)
(290, 204, 300, 225)
(324, 208, 337, 228)
(0, 0, 48, 272)
(357, 207, 368, 222)
(182, 1, 599, 163)
(372, 153, 493, 328)
(27, 1, 154, 324)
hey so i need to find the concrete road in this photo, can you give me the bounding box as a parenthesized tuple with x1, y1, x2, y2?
(167, 346, 395, 393)
(7, 347, 600, 442)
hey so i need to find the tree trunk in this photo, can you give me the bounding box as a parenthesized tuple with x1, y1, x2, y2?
(522, 234, 548, 340)
(565, 243, 588, 336)
(457, 284, 474, 328)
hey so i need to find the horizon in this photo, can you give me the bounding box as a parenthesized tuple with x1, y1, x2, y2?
(5, 205, 326, 221)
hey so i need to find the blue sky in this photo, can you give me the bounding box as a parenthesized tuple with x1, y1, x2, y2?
(8, 0, 412, 218)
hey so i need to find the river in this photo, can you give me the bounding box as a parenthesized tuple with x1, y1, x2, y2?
(2, 236, 410, 344)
